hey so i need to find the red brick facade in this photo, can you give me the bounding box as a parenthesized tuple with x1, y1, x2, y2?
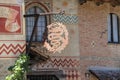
(79, 1, 120, 80)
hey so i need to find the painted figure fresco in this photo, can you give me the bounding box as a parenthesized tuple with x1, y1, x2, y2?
(0, 4, 21, 34)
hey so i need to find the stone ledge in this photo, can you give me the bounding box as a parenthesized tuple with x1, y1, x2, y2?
(89, 66, 120, 80)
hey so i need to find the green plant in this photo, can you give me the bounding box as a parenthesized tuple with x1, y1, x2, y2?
(5, 54, 29, 80)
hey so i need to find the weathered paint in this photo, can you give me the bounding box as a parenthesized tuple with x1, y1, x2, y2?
(26, 0, 81, 80)
(0, 0, 25, 80)
(2, 0, 120, 80)
(0, 0, 25, 57)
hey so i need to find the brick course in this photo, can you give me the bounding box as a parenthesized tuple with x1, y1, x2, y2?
(79, 1, 120, 80)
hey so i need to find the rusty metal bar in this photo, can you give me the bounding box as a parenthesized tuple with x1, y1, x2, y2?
(24, 10, 65, 17)
(26, 16, 39, 55)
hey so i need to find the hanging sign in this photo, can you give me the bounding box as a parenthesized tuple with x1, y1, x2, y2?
(44, 22, 68, 54)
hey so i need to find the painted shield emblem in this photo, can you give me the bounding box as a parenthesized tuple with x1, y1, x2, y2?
(44, 22, 68, 54)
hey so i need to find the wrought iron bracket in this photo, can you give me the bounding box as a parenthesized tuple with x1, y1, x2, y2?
(24, 10, 65, 55)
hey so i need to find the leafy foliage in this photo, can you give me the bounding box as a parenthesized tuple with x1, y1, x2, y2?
(5, 54, 29, 80)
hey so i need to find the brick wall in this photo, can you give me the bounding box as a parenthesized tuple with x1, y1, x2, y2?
(79, 1, 120, 80)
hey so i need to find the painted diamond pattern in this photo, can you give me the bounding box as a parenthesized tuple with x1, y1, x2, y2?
(65, 70, 81, 80)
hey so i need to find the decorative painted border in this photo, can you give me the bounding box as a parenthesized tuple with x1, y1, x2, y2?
(53, 15, 78, 24)
(0, 44, 25, 54)
(64, 70, 81, 80)
(32, 57, 81, 80)
(0, 41, 26, 57)
(32, 57, 80, 69)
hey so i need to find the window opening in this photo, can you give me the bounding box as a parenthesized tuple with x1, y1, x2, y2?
(108, 13, 119, 43)
(26, 6, 47, 42)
